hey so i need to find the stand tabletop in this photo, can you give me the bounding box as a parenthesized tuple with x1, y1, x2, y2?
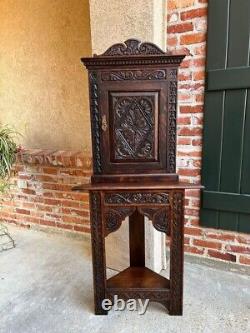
(72, 182, 204, 192)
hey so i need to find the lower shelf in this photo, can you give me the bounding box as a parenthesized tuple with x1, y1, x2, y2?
(106, 267, 170, 301)
(107, 266, 169, 289)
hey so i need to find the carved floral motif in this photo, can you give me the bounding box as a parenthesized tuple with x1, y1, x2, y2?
(101, 69, 167, 81)
(104, 192, 169, 204)
(104, 207, 136, 236)
(111, 95, 155, 160)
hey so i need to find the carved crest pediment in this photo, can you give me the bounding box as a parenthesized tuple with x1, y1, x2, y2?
(96, 39, 165, 57)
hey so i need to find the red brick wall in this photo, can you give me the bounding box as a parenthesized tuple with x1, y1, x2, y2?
(0, 0, 249, 266)
(1, 150, 91, 234)
(167, 0, 250, 266)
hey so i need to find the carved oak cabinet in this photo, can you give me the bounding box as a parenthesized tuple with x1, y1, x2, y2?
(74, 39, 202, 316)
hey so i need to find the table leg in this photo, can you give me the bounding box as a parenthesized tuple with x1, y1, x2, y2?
(89, 191, 107, 315)
(169, 191, 184, 315)
(129, 209, 145, 267)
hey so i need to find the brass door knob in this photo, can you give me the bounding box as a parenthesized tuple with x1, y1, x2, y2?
(101, 115, 108, 131)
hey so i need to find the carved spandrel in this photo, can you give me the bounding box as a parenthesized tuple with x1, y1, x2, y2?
(111, 94, 156, 160)
(104, 207, 136, 236)
(138, 207, 170, 235)
(104, 192, 169, 204)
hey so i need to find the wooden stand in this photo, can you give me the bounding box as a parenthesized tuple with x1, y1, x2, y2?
(75, 39, 202, 315)
(74, 183, 202, 315)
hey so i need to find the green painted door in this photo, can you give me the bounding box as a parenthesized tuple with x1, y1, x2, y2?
(201, 0, 250, 233)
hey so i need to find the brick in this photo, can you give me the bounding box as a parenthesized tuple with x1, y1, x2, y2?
(62, 215, 85, 225)
(184, 237, 190, 245)
(185, 208, 200, 216)
(168, 22, 193, 33)
(178, 126, 202, 136)
(42, 167, 58, 175)
(179, 93, 193, 103)
(181, 8, 207, 21)
(35, 175, 56, 182)
(193, 70, 205, 81)
(225, 245, 250, 254)
(178, 150, 202, 158)
(44, 198, 61, 206)
(22, 188, 36, 195)
(235, 235, 250, 245)
(180, 33, 206, 45)
(22, 202, 35, 209)
(43, 183, 72, 191)
(193, 239, 221, 249)
(193, 57, 206, 67)
(167, 36, 178, 47)
(192, 82, 205, 90)
(179, 168, 200, 177)
(177, 137, 192, 145)
(184, 245, 204, 255)
(192, 160, 202, 168)
(56, 222, 73, 230)
(180, 105, 203, 113)
(179, 83, 192, 90)
(184, 227, 202, 236)
(40, 219, 56, 227)
(194, 44, 206, 55)
(188, 198, 200, 208)
(178, 116, 191, 125)
(44, 212, 61, 220)
(185, 189, 201, 197)
(208, 250, 236, 262)
(205, 232, 235, 242)
(15, 208, 30, 215)
(36, 204, 53, 212)
(178, 71, 192, 81)
(195, 93, 205, 103)
(73, 225, 90, 233)
(62, 207, 89, 217)
(42, 191, 54, 198)
(188, 217, 200, 226)
(192, 138, 202, 146)
(239, 256, 250, 265)
(61, 200, 80, 208)
(180, 59, 192, 69)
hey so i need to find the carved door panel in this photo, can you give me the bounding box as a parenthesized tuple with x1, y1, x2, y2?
(99, 77, 169, 174)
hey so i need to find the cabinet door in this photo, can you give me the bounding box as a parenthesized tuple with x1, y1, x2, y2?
(99, 77, 169, 174)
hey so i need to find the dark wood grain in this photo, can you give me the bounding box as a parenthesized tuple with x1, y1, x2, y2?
(89, 192, 107, 315)
(81, 39, 185, 183)
(129, 210, 145, 267)
(77, 39, 201, 316)
(73, 182, 203, 191)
